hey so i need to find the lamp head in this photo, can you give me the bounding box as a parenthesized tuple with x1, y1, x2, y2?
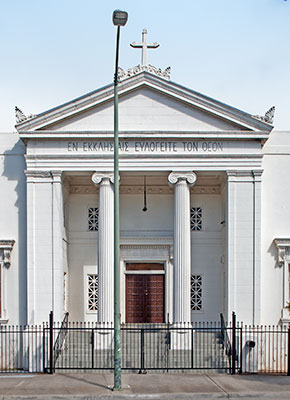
(112, 10, 128, 26)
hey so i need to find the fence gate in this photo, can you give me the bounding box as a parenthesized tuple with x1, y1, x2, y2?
(43, 322, 241, 373)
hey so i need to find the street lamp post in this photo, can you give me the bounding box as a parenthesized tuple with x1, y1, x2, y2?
(112, 9, 128, 391)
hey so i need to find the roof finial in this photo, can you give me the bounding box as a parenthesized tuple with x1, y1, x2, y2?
(130, 28, 159, 66)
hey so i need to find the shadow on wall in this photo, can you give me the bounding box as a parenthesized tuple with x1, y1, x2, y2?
(267, 240, 279, 270)
(2, 137, 27, 325)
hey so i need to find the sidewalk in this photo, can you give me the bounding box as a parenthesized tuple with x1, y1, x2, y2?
(1, 372, 290, 399)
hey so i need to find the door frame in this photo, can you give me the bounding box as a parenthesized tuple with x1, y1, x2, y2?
(125, 264, 165, 323)
(120, 240, 173, 324)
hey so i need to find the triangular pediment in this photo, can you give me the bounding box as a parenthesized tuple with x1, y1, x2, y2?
(16, 71, 273, 133)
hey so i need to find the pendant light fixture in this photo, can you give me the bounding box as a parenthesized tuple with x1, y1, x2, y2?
(143, 176, 148, 212)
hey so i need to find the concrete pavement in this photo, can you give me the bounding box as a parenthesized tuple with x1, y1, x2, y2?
(0, 372, 290, 399)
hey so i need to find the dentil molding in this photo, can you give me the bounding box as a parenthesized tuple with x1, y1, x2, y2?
(68, 185, 220, 195)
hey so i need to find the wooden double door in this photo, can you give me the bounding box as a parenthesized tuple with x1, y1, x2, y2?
(126, 263, 165, 323)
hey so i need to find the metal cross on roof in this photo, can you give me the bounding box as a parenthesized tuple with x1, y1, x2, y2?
(130, 28, 159, 67)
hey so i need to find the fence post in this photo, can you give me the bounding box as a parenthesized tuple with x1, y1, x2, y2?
(139, 328, 145, 373)
(42, 324, 46, 373)
(167, 313, 170, 372)
(239, 325, 243, 374)
(287, 328, 290, 376)
(231, 311, 236, 375)
(191, 327, 194, 370)
(91, 329, 94, 369)
(49, 311, 54, 374)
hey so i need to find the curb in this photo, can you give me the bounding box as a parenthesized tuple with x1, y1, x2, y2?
(2, 392, 290, 400)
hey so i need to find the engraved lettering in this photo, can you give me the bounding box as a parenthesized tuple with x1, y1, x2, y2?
(183, 141, 199, 152)
(68, 142, 79, 151)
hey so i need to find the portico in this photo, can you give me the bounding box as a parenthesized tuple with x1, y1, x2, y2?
(16, 51, 273, 325)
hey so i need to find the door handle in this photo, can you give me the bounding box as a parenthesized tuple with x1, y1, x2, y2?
(145, 289, 148, 296)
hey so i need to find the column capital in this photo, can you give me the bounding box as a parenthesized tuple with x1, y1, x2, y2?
(50, 170, 62, 182)
(25, 170, 63, 183)
(226, 170, 263, 183)
(92, 172, 114, 186)
(168, 171, 197, 187)
(25, 170, 52, 183)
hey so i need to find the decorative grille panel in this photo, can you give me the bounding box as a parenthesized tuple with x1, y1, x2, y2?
(190, 207, 202, 231)
(88, 207, 99, 231)
(88, 274, 98, 311)
(191, 275, 202, 311)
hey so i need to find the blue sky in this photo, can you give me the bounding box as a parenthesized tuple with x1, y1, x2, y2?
(1, 0, 289, 131)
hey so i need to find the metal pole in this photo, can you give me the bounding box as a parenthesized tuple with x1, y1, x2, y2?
(113, 25, 122, 391)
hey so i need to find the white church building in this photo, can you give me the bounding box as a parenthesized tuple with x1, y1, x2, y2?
(1, 31, 290, 328)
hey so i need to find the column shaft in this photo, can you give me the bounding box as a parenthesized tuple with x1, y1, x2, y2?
(174, 180, 191, 322)
(169, 172, 196, 323)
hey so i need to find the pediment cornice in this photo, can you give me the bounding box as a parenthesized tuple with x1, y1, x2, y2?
(19, 130, 270, 141)
(16, 72, 273, 133)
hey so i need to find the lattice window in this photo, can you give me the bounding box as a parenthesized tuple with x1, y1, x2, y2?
(88, 274, 98, 311)
(191, 275, 202, 311)
(88, 207, 99, 231)
(190, 207, 202, 231)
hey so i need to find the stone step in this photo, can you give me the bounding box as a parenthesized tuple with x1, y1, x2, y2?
(55, 329, 230, 371)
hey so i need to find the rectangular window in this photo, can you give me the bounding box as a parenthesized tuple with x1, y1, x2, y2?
(88, 207, 99, 231)
(87, 274, 98, 311)
(191, 274, 202, 311)
(191, 207, 202, 231)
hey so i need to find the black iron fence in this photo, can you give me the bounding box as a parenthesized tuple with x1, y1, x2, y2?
(1, 314, 290, 375)
(239, 323, 290, 374)
(0, 324, 45, 373)
(43, 322, 238, 373)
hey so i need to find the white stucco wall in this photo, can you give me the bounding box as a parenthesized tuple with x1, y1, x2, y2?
(261, 131, 290, 324)
(191, 194, 224, 322)
(120, 193, 174, 237)
(67, 193, 98, 321)
(0, 132, 26, 325)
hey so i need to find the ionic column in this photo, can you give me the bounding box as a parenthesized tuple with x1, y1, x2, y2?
(92, 172, 114, 323)
(168, 171, 197, 323)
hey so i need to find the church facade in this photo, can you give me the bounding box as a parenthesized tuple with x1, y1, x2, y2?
(1, 47, 290, 327)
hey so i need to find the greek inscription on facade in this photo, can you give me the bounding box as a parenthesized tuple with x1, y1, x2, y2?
(135, 141, 177, 152)
(68, 142, 79, 151)
(183, 141, 223, 152)
(67, 141, 224, 153)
